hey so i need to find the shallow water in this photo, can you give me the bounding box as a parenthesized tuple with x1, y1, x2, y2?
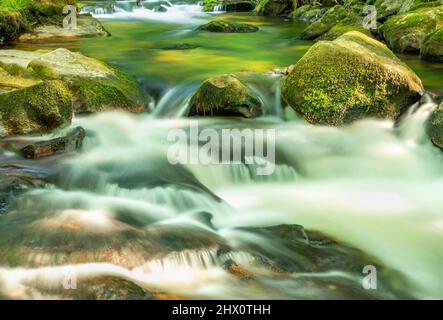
(2, 1, 443, 299)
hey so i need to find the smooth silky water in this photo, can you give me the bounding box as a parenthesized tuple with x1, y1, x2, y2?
(2, 1, 443, 299)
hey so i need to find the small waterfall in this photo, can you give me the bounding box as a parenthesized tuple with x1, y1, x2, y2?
(213, 4, 226, 12)
(397, 95, 438, 146)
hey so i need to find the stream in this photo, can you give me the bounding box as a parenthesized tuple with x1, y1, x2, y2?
(1, 0, 443, 299)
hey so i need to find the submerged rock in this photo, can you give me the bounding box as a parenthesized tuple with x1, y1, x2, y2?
(381, 5, 443, 54)
(18, 14, 110, 43)
(421, 27, 443, 62)
(0, 48, 145, 114)
(0, 80, 73, 136)
(281, 31, 424, 126)
(427, 103, 443, 149)
(196, 20, 258, 33)
(188, 74, 263, 118)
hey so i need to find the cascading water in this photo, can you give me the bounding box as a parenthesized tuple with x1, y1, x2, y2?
(3, 3, 443, 300)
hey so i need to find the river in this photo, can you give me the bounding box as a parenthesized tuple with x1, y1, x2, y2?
(1, 0, 443, 299)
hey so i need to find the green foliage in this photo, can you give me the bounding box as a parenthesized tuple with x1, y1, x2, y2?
(202, 0, 219, 12)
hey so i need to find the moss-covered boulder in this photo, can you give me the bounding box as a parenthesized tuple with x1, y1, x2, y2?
(421, 27, 443, 62)
(299, 5, 349, 40)
(316, 14, 372, 41)
(281, 31, 424, 126)
(381, 5, 443, 53)
(19, 14, 110, 43)
(374, 0, 441, 20)
(0, 11, 27, 44)
(255, 0, 293, 16)
(188, 74, 263, 118)
(0, 67, 40, 90)
(292, 4, 326, 23)
(0, 48, 145, 113)
(196, 20, 259, 33)
(427, 103, 443, 149)
(0, 80, 73, 136)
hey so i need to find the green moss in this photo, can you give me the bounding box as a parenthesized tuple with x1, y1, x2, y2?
(281, 31, 424, 126)
(409, 1, 443, 12)
(0, 61, 26, 76)
(0, 1, 78, 43)
(69, 79, 144, 113)
(0, 11, 28, 43)
(27, 60, 59, 79)
(0, 80, 73, 136)
(255, 0, 293, 16)
(202, 0, 219, 12)
(299, 5, 349, 40)
(381, 5, 443, 53)
(421, 27, 443, 61)
(316, 14, 372, 41)
(188, 74, 263, 118)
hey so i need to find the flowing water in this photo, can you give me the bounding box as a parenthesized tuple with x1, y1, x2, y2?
(2, 1, 443, 299)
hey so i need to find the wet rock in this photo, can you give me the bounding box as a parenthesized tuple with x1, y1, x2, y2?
(188, 74, 263, 118)
(282, 31, 424, 126)
(0, 80, 73, 136)
(0, 48, 145, 114)
(0, 67, 40, 91)
(292, 4, 326, 23)
(299, 5, 349, 40)
(427, 103, 443, 149)
(381, 5, 443, 54)
(20, 126, 86, 159)
(421, 26, 443, 62)
(196, 20, 258, 33)
(18, 14, 110, 43)
(255, 0, 293, 16)
(316, 14, 372, 41)
(58, 276, 153, 300)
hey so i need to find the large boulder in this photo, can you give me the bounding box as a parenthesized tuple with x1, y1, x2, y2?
(18, 14, 110, 43)
(196, 20, 258, 33)
(0, 80, 73, 136)
(381, 5, 443, 53)
(427, 103, 443, 149)
(255, 0, 293, 16)
(0, 48, 145, 113)
(292, 4, 326, 23)
(374, 0, 442, 20)
(299, 5, 349, 40)
(188, 74, 263, 118)
(281, 31, 424, 126)
(421, 27, 443, 62)
(316, 14, 372, 41)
